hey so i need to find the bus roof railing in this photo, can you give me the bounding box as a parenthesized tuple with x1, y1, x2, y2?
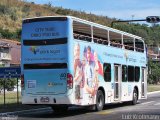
(70, 16, 143, 40)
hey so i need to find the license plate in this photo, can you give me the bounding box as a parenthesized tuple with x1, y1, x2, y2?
(40, 97, 49, 102)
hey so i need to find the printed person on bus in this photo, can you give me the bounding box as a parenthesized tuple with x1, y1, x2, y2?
(94, 51, 103, 77)
(73, 43, 82, 103)
(81, 57, 86, 88)
(92, 51, 100, 96)
(78, 56, 86, 102)
(84, 46, 96, 101)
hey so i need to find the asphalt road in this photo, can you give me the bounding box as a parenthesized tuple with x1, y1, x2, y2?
(6, 92, 160, 120)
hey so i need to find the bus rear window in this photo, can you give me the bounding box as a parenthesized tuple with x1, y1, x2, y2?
(23, 17, 67, 24)
(24, 63, 67, 69)
(23, 38, 67, 46)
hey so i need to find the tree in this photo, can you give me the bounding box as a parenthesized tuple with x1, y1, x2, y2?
(0, 78, 17, 90)
(148, 61, 160, 84)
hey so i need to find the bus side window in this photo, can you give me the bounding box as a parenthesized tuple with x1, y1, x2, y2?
(93, 26, 108, 45)
(123, 36, 134, 51)
(135, 66, 140, 82)
(73, 31, 91, 42)
(102, 40, 108, 45)
(98, 39, 103, 44)
(73, 33, 80, 39)
(110, 41, 122, 48)
(103, 63, 111, 82)
(128, 66, 134, 82)
(122, 65, 127, 82)
(85, 35, 92, 42)
(93, 37, 98, 43)
(135, 39, 144, 52)
(73, 21, 92, 42)
(109, 31, 122, 48)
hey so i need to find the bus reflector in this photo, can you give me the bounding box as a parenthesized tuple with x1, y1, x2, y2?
(21, 74, 24, 89)
(67, 73, 73, 89)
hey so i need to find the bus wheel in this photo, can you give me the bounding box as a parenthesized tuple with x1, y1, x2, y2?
(132, 89, 138, 105)
(95, 90, 104, 111)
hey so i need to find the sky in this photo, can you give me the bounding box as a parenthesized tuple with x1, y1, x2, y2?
(26, 0, 160, 21)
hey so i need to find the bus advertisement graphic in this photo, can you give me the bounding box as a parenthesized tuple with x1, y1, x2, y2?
(73, 43, 103, 105)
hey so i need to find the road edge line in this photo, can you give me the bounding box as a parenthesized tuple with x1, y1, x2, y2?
(0, 107, 51, 115)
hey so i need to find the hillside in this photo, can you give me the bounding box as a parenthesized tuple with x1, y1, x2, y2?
(0, 0, 160, 46)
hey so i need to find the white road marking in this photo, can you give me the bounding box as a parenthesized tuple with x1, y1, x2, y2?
(147, 91, 160, 95)
(154, 103, 160, 106)
(141, 101, 154, 105)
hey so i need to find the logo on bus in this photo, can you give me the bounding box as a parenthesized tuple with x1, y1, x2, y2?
(60, 73, 66, 80)
(29, 46, 39, 54)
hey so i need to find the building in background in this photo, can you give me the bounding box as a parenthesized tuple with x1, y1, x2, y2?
(0, 39, 21, 67)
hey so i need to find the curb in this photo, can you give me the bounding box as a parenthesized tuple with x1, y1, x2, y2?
(147, 91, 160, 95)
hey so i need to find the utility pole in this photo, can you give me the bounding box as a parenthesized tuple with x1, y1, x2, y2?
(111, 19, 145, 27)
(111, 16, 160, 28)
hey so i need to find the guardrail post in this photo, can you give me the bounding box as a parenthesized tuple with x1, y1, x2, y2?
(3, 77, 6, 106)
(17, 77, 19, 104)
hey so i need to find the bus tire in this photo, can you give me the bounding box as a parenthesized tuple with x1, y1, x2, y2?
(95, 90, 104, 111)
(132, 89, 138, 105)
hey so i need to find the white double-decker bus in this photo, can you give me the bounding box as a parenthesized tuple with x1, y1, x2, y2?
(21, 16, 147, 112)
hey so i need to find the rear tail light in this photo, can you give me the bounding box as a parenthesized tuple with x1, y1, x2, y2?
(21, 74, 25, 89)
(67, 73, 73, 89)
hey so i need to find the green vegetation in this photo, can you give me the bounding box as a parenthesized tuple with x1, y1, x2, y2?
(0, 92, 21, 104)
(147, 84, 160, 92)
(148, 61, 160, 84)
(0, 78, 17, 90)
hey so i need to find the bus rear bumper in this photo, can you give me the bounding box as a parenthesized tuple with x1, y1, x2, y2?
(22, 95, 73, 105)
